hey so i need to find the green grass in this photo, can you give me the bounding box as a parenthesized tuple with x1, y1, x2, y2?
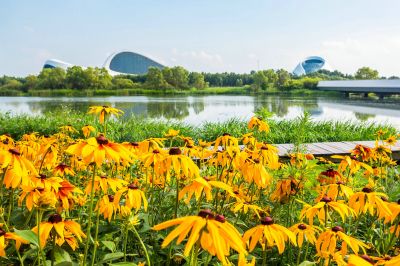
(0, 110, 397, 144)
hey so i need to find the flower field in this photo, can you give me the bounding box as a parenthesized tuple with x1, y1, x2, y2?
(0, 106, 399, 266)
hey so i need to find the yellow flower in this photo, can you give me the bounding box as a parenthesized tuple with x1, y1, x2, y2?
(270, 178, 302, 203)
(88, 105, 123, 124)
(32, 214, 86, 249)
(316, 181, 354, 201)
(0, 228, 29, 257)
(153, 210, 246, 265)
(384, 135, 397, 146)
(53, 163, 75, 177)
(66, 135, 132, 166)
(248, 116, 269, 133)
(289, 223, 320, 247)
(347, 254, 375, 266)
(84, 175, 127, 194)
(300, 196, 355, 225)
(178, 176, 234, 204)
(164, 129, 180, 138)
(97, 195, 119, 222)
(348, 187, 392, 218)
(0, 148, 38, 188)
(59, 125, 78, 134)
(232, 200, 264, 218)
(240, 158, 272, 188)
(164, 147, 200, 180)
(213, 133, 239, 150)
(82, 125, 96, 138)
(316, 226, 368, 259)
(19, 185, 57, 211)
(115, 184, 148, 212)
(243, 216, 296, 254)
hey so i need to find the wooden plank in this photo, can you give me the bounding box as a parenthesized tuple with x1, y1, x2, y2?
(305, 143, 333, 155)
(319, 142, 351, 153)
(311, 143, 344, 154)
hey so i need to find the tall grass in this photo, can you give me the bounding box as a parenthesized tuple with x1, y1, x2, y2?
(0, 110, 397, 144)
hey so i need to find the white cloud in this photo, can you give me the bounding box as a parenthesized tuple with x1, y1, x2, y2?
(316, 35, 400, 76)
(169, 48, 225, 71)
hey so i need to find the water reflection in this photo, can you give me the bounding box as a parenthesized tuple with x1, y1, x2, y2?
(0, 95, 399, 128)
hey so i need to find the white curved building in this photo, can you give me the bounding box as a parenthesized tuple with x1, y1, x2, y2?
(43, 51, 164, 75)
(103, 51, 164, 75)
(293, 56, 328, 76)
(43, 59, 73, 70)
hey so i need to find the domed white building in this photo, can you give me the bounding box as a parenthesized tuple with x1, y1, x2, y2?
(293, 56, 329, 76)
(43, 51, 164, 75)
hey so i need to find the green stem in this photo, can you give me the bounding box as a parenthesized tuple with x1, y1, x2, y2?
(90, 206, 101, 266)
(7, 188, 14, 223)
(51, 234, 56, 266)
(174, 178, 179, 218)
(36, 209, 46, 266)
(262, 248, 267, 266)
(83, 165, 97, 264)
(132, 226, 151, 266)
(123, 224, 129, 261)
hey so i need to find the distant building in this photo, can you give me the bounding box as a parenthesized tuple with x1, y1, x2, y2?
(43, 59, 73, 69)
(42, 51, 164, 75)
(293, 56, 327, 76)
(103, 51, 164, 75)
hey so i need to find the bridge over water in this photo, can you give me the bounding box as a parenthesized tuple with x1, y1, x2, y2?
(317, 80, 400, 98)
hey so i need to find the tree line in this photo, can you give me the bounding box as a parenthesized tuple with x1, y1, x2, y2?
(0, 65, 398, 94)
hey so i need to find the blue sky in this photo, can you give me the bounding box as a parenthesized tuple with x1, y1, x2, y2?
(1, 0, 400, 76)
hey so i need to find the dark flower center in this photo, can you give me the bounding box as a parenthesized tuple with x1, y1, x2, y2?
(336, 181, 344, 185)
(321, 196, 332, 203)
(39, 174, 47, 179)
(261, 146, 268, 150)
(187, 145, 193, 149)
(362, 187, 372, 193)
(203, 176, 210, 182)
(153, 149, 160, 154)
(321, 168, 337, 177)
(381, 196, 388, 202)
(131, 142, 139, 147)
(222, 133, 231, 136)
(332, 226, 344, 232)
(198, 209, 214, 219)
(360, 254, 374, 264)
(128, 184, 138, 190)
(100, 175, 107, 179)
(57, 163, 67, 169)
(36, 187, 45, 192)
(0, 228, 6, 237)
(8, 148, 21, 156)
(261, 216, 274, 225)
(108, 195, 114, 202)
(96, 135, 109, 145)
(215, 214, 225, 223)
(102, 105, 109, 108)
(48, 214, 63, 224)
(169, 147, 182, 155)
(253, 159, 260, 164)
(298, 224, 307, 230)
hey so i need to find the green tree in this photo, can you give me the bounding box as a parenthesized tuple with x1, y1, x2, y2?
(146, 67, 168, 89)
(66, 66, 89, 90)
(112, 78, 135, 89)
(189, 72, 206, 89)
(23, 75, 38, 92)
(163, 66, 189, 89)
(263, 69, 278, 86)
(275, 69, 291, 88)
(251, 71, 268, 91)
(37, 68, 66, 89)
(354, 67, 379, 80)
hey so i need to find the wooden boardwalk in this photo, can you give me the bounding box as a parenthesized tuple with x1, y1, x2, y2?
(274, 140, 400, 159)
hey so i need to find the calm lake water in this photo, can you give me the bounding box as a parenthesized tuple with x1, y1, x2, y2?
(0, 94, 400, 128)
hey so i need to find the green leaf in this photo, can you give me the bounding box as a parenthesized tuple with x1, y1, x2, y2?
(54, 247, 72, 263)
(98, 252, 125, 264)
(14, 229, 39, 247)
(102, 240, 116, 252)
(110, 263, 137, 266)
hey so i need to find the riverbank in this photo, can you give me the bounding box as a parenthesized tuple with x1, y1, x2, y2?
(0, 110, 397, 144)
(0, 86, 339, 97)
